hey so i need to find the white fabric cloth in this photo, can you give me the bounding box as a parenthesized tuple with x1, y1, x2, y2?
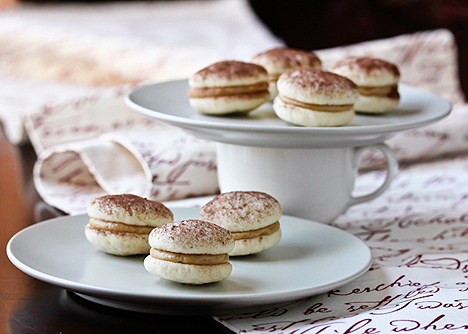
(0, 0, 283, 145)
(34, 130, 218, 215)
(216, 155, 468, 333)
(0, 0, 283, 208)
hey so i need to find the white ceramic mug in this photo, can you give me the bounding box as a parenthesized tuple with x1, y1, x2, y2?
(216, 143, 398, 223)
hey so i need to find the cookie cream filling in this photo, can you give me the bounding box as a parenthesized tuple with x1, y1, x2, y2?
(278, 95, 353, 112)
(231, 221, 280, 240)
(88, 218, 154, 234)
(358, 84, 398, 97)
(150, 248, 229, 265)
(187, 82, 269, 98)
(268, 73, 281, 82)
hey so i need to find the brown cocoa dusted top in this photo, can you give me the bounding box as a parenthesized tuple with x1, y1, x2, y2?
(330, 56, 400, 87)
(87, 194, 173, 227)
(333, 57, 400, 76)
(148, 219, 235, 254)
(277, 68, 359, 105)
(252, 47, 322, 74)
(189, 60, 268, 88)
(200, 191, 282, 232)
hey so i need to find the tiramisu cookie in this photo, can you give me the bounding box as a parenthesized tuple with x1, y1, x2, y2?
(85, 194, 173, 256)
(144, 220, 235, 284)
(329, 56, 400, 113)
(200, 191, 282, 256)
(273, 68, 359, 127)
(187, 60, 270, 115)
(251, 47, 322, 99)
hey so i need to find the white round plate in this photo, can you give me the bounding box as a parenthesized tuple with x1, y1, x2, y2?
(126, 80, 451, 148)
(7, 207, 371, 315)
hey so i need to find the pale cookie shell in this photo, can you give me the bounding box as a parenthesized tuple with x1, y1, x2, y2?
(251, 47, 321, 75)
(87, 194, 173, 227)
(230, 228, 282, 256)
(148, 220, 235, 255)
(189, 91, 270, 115)
(189, 60, 268, 88)
(200, 191, 282, 232)
(277, 68, 359, 105)
(144, 256, 233, 285)
(85, 226, 151, 256)
(273, 96, 355, 127)
(355, 94, 400, 113)
(329, 56, 400, 87)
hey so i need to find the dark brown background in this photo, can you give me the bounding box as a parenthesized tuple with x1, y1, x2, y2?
(248, 0, 468, 99)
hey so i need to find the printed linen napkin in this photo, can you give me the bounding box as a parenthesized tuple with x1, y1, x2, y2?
(215, 155, 468, 333)
(30, 88, 218, 215)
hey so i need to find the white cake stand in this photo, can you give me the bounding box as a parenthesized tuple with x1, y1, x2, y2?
(126, 79, 451, 222)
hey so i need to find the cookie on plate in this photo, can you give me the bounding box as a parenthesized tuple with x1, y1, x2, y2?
(273, 68, 359, 127)
(187, 60, 270, 115)
(200, 191, 282, 256)
(329, 56, 400, 113)
(251, 47, 322, 99)
(144, 220, 235, 284)
(85, 194, 173, 256)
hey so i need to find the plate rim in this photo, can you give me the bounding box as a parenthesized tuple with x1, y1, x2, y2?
(7, 208, 372, 312)
(126, 79, 452, 136)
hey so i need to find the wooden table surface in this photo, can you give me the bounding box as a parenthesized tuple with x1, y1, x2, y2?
(0, 128, 233, 334)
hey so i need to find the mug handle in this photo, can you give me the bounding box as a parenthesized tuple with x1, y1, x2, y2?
(348, 143, 398, 207)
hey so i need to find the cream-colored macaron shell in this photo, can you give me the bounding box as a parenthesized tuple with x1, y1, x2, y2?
(354, 94, 400, 113)
(229, 228, 282, 256)
(188, 93, 270, 115)
(87, 194, 173, 227)
(143, 257, 233, 285)
(329, 56, 400, 87)
(84, 228, 152, 256)
(189, 60, 269, 88)
(200, 191, 282, 232)
(273, 98, 355, 127)
(148, 219, 235, 254)
(276, 68, 359, 105)
(251, 47, 322, 76)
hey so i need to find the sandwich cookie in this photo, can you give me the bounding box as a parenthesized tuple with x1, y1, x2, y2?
(187, 60, 270, 115)
(85, 194, 173, 256)
(329, 56, 400, 113)
(200, 191, 282, 256)
(251, 47, 322, 99)
(273, 68, 359, 127)
(144, 220, 235, 284)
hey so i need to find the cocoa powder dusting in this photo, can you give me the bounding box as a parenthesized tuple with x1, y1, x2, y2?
(200, 191, 281, 227)
(333, 57, 400, 77)
(154, 220, 233, 251)
(252, 47, 321, 69)
(192, 61, 267, 82)
(91, 194, 172, 218)
(280, 68, 358, 95)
